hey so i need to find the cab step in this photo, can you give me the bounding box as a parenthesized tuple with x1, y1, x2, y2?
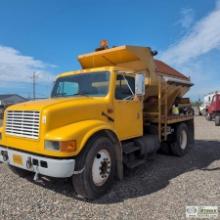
(122, 142, 140, 154)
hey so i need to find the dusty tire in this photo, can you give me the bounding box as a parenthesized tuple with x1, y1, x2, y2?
(170, 123, 190, 157)
(9, 165, 31, 177)
(215, 115, 220, 126)
(72, 136, 116, 200)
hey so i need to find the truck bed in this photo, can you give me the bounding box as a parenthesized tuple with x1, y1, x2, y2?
(144, 112, 193, 124)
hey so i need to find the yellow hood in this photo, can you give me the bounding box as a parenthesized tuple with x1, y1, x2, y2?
(6, 97, 110, 132)
(7, 97, 93, 111)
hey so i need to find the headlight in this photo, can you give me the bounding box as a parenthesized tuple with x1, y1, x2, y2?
(45, 140, 77, 152)
(45, 140, 60, 151)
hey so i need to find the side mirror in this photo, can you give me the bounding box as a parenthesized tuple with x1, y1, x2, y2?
(135, 73, 145, 96)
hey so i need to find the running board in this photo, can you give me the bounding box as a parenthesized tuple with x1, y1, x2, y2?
(122, 142, 140, 154)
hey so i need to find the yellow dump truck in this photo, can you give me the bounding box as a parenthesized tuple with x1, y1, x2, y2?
(0, 45, 194, 199)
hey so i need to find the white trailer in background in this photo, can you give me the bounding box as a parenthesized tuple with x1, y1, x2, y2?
(200, 91, 220, 116)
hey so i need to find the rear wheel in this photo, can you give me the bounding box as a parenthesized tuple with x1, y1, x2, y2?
(72, 136, 116, 200)
(215, 115, 220, 126)
(170, 123, 190, 157)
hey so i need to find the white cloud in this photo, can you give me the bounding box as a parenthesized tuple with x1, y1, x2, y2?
(216, 0, 220, 8)
(158, 1, 220, 100)
(160, 3, 220, 65)
(0, 45, 55, 84)
(178, 8, 194, 29)
(174, 56, 220, 99)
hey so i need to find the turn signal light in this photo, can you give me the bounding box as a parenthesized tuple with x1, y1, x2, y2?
(45, 140, 77, 153)
(60, 140, 77, 153)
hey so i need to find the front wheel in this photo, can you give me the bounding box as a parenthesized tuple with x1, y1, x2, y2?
(72, 136, 116, 200)
(215, 115, 220, 126)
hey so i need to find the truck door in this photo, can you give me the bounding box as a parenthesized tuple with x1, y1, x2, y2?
(209, 95, 217, 113)
(216, 95, 220, 111)
(113, 73, 143, 140)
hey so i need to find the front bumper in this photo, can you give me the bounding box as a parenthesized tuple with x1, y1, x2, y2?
(0, 146, 75, 178)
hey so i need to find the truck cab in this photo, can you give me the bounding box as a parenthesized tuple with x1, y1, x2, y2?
(207, 94, 220, 126)
(0, 45, 194, 199)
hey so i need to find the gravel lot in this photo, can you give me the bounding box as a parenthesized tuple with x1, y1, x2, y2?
(0, 117, 220, 220)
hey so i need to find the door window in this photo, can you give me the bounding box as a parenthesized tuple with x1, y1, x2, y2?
(115, 74, 135, 100)
(213, 96, 216, 103)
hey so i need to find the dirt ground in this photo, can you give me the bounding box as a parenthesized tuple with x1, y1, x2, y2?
(0, 116, 220, 220)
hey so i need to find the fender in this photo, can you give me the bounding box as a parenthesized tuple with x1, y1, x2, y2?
(45, 120, 118, 156)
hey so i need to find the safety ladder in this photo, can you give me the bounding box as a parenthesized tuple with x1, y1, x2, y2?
(158, 76, 168, 142)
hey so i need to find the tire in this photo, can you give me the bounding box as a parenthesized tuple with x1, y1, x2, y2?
(206, 113, 211, 121)
(170, 123, 190, 157)
(215, 115, 220, 126)
(72, 136, 116, 200)
(9, 165, 32, 177)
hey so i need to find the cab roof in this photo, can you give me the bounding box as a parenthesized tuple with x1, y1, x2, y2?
(58, 66, 117, 78)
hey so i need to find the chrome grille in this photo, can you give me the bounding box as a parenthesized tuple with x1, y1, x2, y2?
(6, 111, 40, 139)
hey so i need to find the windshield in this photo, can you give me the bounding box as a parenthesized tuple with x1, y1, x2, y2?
(51, 71, 110, 98)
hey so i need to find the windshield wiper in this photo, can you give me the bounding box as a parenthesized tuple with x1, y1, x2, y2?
(53, 92, 91, 98)
(55, 92, 67, 97)
(73, 92, 90, 97)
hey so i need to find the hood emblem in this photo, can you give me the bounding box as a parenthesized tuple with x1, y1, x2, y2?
(42, 116, 47, 124)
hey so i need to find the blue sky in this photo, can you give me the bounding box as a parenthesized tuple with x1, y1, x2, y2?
(0, 0, 219, 100)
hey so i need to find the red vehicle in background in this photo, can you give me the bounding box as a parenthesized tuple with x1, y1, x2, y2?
(206, 94, 220, 126)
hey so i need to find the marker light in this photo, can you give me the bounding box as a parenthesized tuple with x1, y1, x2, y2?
(45, 140, 76, 153)
(60, 140, 77, 153)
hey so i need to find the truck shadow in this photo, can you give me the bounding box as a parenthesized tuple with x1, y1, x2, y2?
(22, 140, 220, 204)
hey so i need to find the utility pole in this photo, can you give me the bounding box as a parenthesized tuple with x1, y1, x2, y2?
(31, 72, 38, 100)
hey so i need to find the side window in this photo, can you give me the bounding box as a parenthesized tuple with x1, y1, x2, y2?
(213, 96, 216, 103)
(115, 74, 135, 100)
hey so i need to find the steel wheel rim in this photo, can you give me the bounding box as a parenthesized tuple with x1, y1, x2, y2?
(92, 149, 111, 186)
(180, 129, 187, 150)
